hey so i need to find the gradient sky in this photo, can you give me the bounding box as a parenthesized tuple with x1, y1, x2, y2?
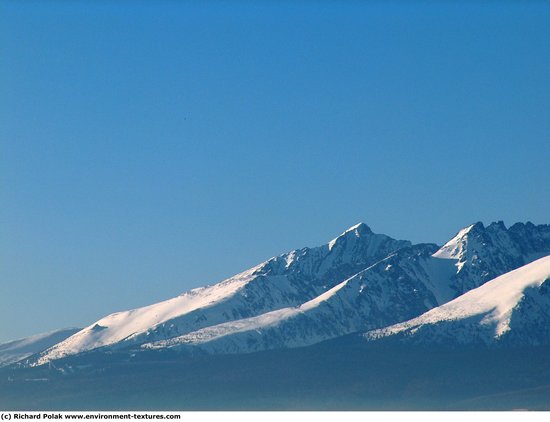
(1, 1, 549, 342)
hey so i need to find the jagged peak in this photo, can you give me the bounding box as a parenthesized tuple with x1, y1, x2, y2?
(432, 220, 544, 261)
(328, 222, 374, 251)
(343, 222, 373, 236)
(487, 220, 507, 231)
(432, 222, 484, 259)
(469, 221, 486, 232)
(509, 221, 550, 232)
(448, 220, 547, 240)
(457, 220, 548, 235)
(365, 255, 550, 345)
(452, 221, 485, 238)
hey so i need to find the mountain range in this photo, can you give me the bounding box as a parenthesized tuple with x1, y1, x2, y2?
(2, 220, 550, 410)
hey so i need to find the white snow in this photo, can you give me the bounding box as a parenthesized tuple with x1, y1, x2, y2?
(36, 264, 264, 364)
(285, 251, 297, 268)
(432, 224, 475, 260)
(32, 221, 550, 362)
(367, 255, 550, 341)
(328, 222, 366, 251)
(298, 278, 349, 311)
(144, 278, 350, 348)
(34, 222, 409, 364)
(146, 307, 299, 347)
(0, 328, 80, 367)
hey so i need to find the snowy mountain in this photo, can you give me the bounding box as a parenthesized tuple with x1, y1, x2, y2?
(35, 223, 410, 364)
(0, 328, 79, 367)
(137, 222, 550, 355)
(434, 221, 550, 297)
(31, 221, 550, 364)
(7, 221, 550, 412)
(143, 243, 454, 354)
(364, 255, 550, 346)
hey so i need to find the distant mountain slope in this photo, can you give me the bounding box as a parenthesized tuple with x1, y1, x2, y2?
(32, 221, 550, 364)
(0, 328, 80, 367)
(364, 255, 550, 346)
(144, 223, 550, 354)
(434, 221, 550, 297)
(35, 223, 410, 364)
(144, 244, 456, 354)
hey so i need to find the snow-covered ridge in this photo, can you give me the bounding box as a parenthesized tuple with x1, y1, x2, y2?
(365, 255, 550, 345)
(31, 221, 550, 363)
(431, 221, 550, 297)
(145, 278, 350, 349)
(432, 223, 477, 260)
(142, 244, 458, 354)
(138, 222, 550, 354)
(0, 328, 80, 367)
(328, 223, 372, 251)
(35, 265, 263, 364)
(34, 223, 410, 365)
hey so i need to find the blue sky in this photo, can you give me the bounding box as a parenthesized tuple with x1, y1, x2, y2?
(1, 1, 549, 342)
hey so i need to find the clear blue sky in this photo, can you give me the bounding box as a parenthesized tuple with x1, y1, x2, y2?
(1, 1, 549, 342)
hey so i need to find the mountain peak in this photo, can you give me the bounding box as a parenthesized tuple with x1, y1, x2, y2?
(488, 220, 507, 230)
(344, 222, 372, 235)
(432, 222, 480, 260)
(27, 220, 550, 366)
(469, 221, 485, 232)
(364, 255, 550, 346)
(328, 222, 373, 251)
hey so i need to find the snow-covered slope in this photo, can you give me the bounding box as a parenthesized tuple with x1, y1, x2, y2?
(433, 221, 550, 297)
(364, 256, 550, 346)
(143, 244, 459, 354)
(141, 222, 550, 355)
(32, 221, 550, 364)
(0, 328, 80, 367)
(35, 223, 409, 364)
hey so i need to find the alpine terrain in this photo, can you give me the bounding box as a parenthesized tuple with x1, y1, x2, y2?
(0, 328, 79, 368)
(2, 220, 550, 410)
